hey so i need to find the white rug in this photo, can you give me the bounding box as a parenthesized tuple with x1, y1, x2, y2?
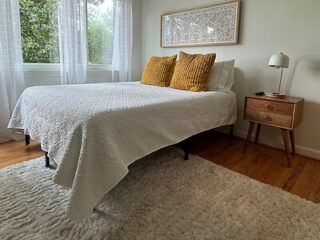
(0, 148, 319, 240)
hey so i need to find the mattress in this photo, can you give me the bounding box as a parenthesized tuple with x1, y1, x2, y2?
(8, 82, 237, 221)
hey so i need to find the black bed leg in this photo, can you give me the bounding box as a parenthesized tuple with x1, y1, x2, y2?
(184, 139, 190, 160)
(229, 125, 234, 138)
(44, 152, 57, 169)
(45, 152, 50, 168)
(25, 135, 30, 145)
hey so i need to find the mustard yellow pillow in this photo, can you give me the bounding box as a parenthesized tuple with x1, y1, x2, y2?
(140, 55, 177, 87)
(169, 51, 216, 92)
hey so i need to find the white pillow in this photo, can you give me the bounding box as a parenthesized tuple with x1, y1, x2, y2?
(208, 60, 235, 91)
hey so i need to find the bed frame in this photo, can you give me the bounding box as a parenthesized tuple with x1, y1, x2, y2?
(24, 125, 234, 169)
(24, 135, 53, 169)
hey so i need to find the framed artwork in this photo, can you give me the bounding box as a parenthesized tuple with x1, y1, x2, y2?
(161, 0, 240, 48)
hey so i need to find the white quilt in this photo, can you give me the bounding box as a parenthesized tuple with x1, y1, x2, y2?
(8, 82, 237, 221)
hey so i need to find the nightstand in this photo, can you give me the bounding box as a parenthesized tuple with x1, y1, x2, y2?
(243, 95, 304, 167)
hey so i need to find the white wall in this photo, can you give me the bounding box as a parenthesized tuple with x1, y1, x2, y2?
(141, 0, 320, 159)
(24, 0, 142, 87)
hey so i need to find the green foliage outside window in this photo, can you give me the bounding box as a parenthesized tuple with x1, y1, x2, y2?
(87, 1, 114, 64)
(19, 0, 113, 64)
(19, 0, 60, 63)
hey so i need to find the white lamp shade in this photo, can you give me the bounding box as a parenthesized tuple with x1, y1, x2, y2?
(268, 53, 289, 68)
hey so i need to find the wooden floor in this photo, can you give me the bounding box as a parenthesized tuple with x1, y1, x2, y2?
(1, 131, 320, 204)
(0, 139, 44, 169)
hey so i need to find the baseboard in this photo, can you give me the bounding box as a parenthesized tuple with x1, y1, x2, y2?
(294, 145, 320, 160)
(218, 128, 320, 161)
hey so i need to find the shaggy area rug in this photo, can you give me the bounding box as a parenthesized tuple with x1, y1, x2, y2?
(0, 148, 320, 240)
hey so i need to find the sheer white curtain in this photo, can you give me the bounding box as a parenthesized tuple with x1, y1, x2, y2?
(58, 0, 88, 85)
(112, 0, 132, 82)
(0, 0, 24, 143)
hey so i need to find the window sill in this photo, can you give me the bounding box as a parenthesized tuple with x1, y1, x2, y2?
(23, 63, 114, 72)
(23, 63, 60, 72)
(88, 64, 113, 71)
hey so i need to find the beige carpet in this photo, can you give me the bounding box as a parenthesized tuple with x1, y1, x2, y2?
(0, 148, 320, 240)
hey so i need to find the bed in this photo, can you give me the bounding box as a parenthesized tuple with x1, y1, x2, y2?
(8, 81, 237, 221)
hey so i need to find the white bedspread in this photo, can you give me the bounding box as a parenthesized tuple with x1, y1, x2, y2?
(8, 82, 237, 221)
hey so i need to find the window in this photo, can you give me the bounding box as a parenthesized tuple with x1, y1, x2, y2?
(88, 0, 114, 65)
(19, 0, 60, 63)
(19, 0, 114, 65)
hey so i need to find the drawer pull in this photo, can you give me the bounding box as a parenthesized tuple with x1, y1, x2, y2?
(266, 105, 274, 110)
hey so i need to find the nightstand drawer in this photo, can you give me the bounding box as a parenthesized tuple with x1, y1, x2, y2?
(245, 109, 292, 128)
(246, 98, 294, 116)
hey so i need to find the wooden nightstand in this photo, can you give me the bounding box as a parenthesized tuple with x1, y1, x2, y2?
(243, 95, 304, 167)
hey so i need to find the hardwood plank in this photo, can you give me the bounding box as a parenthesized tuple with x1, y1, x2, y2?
(259, 146, 299, 187)
(280, 156, 306, 191)
(289, 158, 320, 200)
(0, 140, 44, 169)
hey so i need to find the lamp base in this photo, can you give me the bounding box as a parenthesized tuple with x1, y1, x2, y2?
(265, 92, 286, 99)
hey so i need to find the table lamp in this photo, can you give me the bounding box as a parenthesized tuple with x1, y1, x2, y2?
(266, 52, 289, 98)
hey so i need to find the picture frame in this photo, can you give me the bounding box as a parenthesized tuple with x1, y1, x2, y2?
(160, 0, 241, 48)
